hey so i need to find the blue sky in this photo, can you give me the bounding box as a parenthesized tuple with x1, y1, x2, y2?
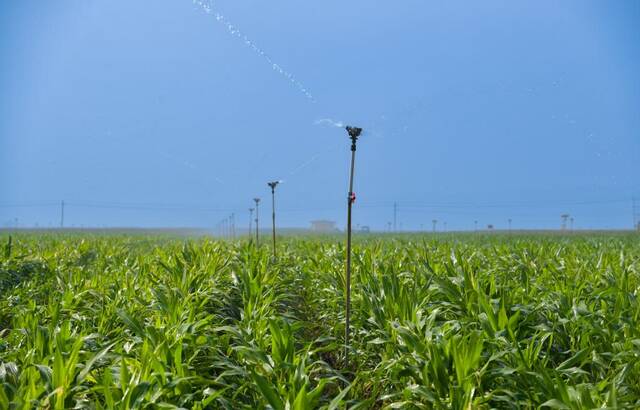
(1, 0, 639, 230)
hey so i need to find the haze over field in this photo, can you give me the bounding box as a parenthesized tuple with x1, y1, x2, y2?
(1, 1, 639, 230)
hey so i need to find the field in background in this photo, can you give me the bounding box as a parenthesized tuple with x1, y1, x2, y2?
(1, 233, 639, 408)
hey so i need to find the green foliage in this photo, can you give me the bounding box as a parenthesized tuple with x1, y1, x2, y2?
(0, 233, 639, 408)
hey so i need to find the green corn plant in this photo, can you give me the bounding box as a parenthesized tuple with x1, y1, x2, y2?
(0, 232, 639, 408)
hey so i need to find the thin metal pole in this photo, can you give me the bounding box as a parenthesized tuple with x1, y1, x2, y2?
(345, 138, 357, 366)
(271, 187, 277, 259)
(255, 199, 260, 246)
(249, 208, 254, 238)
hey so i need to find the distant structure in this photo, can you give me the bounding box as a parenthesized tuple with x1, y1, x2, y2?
(310, 220, 337, 233)
(360, 226, 370, 233)
(60, 200, 65, 228)
(561, 214, 570, 231)
(393, 202, 398, 232)
(487, 224, 494, 231)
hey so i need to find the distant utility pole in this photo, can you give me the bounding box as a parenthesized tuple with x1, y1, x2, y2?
(474, 220, 478, 232)
(508, 218, 512, 233)
(432, 219, 437, 233)
(393, 202, 398, 232)
(60, 200, 65, 228)
(254, 198, 261, 245)
(249, 208, 254, 238)
(561, 214, 570, 231)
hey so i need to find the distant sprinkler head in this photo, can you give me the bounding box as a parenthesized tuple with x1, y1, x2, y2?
(346, 126, 363, 139)
(267, 180, 281, 189)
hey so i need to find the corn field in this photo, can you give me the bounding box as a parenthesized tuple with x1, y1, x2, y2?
(1, 233, 639, 409)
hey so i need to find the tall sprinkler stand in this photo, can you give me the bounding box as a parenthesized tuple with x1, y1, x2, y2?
(267, 180, 281, 259)
(344, 125, 362, 368)
(254, 198, 261, 245)
(249, 208, 254, 239)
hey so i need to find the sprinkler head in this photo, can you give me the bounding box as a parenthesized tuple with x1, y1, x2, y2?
(346, 126, 362, 139)
(267, 180, 282, 190)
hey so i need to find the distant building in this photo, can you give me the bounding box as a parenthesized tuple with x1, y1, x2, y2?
(310, 220, 337, 233)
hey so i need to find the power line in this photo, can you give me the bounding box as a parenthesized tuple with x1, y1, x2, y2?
(394, 198, 631, 209)
(1, 197, 633, 216)
(0, 201, 60, 208)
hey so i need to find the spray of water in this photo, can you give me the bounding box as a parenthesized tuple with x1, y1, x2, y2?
(193, 0, 315, 103)
(314, 118, 345, 128)
(315, 118, 386, 141)
(288, 145, 341, 176)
